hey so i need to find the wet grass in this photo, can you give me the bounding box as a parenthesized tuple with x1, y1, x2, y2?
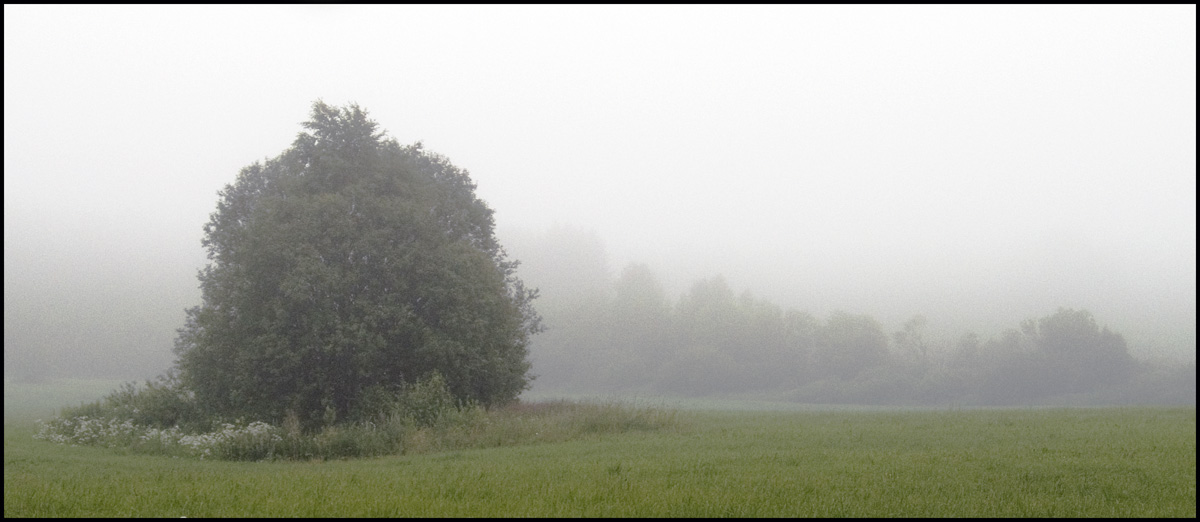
(4, 380, 1194, 517)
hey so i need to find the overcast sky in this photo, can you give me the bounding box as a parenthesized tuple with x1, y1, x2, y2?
(4, 5, 1195, 379)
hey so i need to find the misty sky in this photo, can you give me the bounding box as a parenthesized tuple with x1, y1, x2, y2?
(4, 5, 1196, 379)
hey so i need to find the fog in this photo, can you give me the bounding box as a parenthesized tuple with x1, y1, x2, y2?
(4, 5, 1195, 385)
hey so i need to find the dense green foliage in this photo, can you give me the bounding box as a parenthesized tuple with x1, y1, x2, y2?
(174, 102, 541, 429)
(6, 384, 1194, 517)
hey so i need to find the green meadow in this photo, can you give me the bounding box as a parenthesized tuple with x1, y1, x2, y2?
(5, 379, 1195, 517)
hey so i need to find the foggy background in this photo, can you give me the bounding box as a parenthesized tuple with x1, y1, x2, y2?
(4, 5, 1195, 384)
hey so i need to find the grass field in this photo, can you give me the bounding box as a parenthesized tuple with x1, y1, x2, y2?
(4, 379, 1195, 517)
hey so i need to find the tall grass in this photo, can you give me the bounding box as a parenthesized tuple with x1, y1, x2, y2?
(400, 398, 680, 455)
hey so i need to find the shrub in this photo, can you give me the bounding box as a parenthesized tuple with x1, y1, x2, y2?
(396, 371, 459, 427)
(35, 375, 680, 461)
(60, 375, 210, 433)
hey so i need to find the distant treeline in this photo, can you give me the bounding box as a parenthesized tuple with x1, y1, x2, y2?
(526, 263, 1195, 405)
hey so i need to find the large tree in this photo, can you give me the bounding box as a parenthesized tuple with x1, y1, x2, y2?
(173, 101, 541, 429)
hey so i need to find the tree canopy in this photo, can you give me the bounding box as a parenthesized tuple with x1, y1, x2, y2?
(505, 229, 1179, 404)
(173, 101, 541, 429)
